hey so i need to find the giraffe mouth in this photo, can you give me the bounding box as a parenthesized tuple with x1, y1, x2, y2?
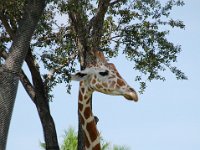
(124, 92, 138, 102)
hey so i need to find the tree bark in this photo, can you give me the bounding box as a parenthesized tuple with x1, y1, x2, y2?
(0, 68, 19, 150)
(0, 0, 46, 149)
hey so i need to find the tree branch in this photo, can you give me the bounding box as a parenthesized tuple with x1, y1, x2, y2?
(0, 50, 8, 58)
(25, 49, 47, 100)
(110, 0, 136, 6)
(19, 70, 36, 101)
(4, 0, 46, 73)
(109, 0, 124, 6)
(67, 0, 89, 47)
(0, 12, 15, 39)
(89, 0, 111, 49)
(67, 0, 93, 68)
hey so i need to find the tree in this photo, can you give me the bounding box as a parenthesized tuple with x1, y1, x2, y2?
(0, 0, 47, 150)
(0, 0, 187, 150)
(0, 0, 60, 150)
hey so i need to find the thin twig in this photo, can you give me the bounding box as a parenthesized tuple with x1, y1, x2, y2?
(0, 12, 15, 39)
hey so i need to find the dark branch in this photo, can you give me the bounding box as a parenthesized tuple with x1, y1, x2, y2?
(110, 0, 124, 6)
(89, 0, 111, 48)
(67, 0, 89, 47)
(4, 0, 46, 72)
(110, 0, 135, 6)
(0, 50, 8, 58)
(25, 49, 47, 99)
(19, 70, 36, 101)
(0, 12, 15, 39)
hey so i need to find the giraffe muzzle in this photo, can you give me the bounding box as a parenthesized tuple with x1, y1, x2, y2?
(124, 90, 138, 102)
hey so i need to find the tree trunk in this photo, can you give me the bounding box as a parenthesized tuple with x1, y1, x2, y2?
(0, 69, 19, 150)
(0, 0, 46, 149)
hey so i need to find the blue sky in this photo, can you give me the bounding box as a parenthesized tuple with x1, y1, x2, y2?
(6, 1, 200, 150)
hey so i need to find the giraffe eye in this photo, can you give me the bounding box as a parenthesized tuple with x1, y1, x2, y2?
(99, 70, 109, 76)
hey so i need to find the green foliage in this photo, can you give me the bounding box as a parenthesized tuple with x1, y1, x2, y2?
(101, 138, 130, 150)
(0, 0, 187, 95)
(40, 127, 129, 150)
(61, 128, 78, 150)
(0, 0, 25, 28)
(102, 0, 187, 92)
(40, 142, 46, 149)
(113, 145, 129, 150)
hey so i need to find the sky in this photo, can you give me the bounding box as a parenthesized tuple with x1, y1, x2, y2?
(6, 1, 200, 150)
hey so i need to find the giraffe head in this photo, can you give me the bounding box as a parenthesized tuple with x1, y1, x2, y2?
(71, 63, 138, 102)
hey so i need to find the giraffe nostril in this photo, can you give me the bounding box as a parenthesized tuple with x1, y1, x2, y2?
(129, 87, 135, 92)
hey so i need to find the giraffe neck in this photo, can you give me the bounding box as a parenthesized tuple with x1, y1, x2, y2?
(78, 82, 101, 150)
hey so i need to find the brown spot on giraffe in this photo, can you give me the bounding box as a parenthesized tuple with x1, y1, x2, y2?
(84, 107, 91, 120)
(84, 95, 88, 100)
(92, 79, 96, 84)
(79, 102, 83, 112)
(102, 82, 108, 88)
(95, 83, 103, 89)
(86, 120, 99, 142)
(81, 88, 85, 94)
(117, 79, 126, 86)
(79, 93, 83, 101)
(79, 113, 85, 125)
(93, 143, 101, 150)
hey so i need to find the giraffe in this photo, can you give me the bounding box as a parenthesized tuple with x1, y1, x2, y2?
(71, 50, 138, 150)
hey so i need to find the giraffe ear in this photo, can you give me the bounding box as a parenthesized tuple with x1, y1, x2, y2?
(71, 72, 88, 81)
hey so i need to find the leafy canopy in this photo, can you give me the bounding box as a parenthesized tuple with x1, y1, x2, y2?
(0, 0, 187, 94)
